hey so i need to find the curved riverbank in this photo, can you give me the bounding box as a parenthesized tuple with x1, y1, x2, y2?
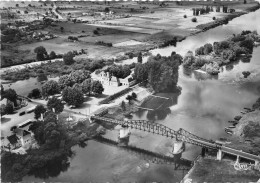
(195, 3, 260, 33)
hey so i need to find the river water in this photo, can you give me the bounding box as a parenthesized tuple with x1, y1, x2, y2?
(21, 9, 260, 182)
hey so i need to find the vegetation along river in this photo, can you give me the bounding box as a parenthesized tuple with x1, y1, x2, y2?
(20, 9, 260, 182)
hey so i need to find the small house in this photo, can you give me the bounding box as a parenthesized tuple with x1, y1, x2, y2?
(7, 134, 21, 150)
(14, 128, 32, 147)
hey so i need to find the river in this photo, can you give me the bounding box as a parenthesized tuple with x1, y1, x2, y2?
(21, 9, 260, 182)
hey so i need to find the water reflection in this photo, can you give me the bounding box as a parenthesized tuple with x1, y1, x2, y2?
(27, 150, 73, 179)
(95, 136, 192, 170)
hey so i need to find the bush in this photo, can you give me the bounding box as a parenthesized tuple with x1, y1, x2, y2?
(252, 98, 260, 110)
(5, 103, 14, 114)
(132, 92, 137, 99)
(213, 17, 216, 20)
(63, 51, 75, 65)
(184, 15, 187, 18)
(191, 17, 197, 22)
(93, 30, 98, 35)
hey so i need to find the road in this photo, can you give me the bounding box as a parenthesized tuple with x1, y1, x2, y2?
(52, 3, 63, 20)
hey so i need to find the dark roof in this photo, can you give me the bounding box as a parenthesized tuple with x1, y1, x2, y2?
(23, 130, 31, 136)
(14, 128, 31, 137)
(7, 134, 19, 145)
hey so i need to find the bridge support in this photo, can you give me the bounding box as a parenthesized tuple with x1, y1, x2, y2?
(236, 156, 240, 164)
(217, 149, 223, 160)
(119, 128, 131, 139)
(89, 116, 93, 124)
(255, 160, 259, 166)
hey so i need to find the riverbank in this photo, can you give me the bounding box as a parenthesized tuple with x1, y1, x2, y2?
(195, 3, 260, 33)
(182, 98, 260, 182)
(182, 155, 260, 182)
(226, 98, 260, 155)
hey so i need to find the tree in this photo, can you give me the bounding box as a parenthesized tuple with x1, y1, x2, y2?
(240, 37, 254, 52)
(221, 49, 236, 62)
(121, 101, 126, 111)
(137, 52, 142, 63)
(42, 80, 60, 97)
(91, 80, 104, 95)
(104, 7, 110, 13)
(34, 46, 48, 61)
(203, 43, 213, 55)
(132, 92, 137, 99)
(63, 51, 74, 65)
(195, 46, 204, 55)
(49, 51, 57, 59)
(37, 73, 48, 82)
(126, 95, 133, 104)
(28, 88, 41, 99)
(1, 104, 6, 116)
(134, 63, 148, 83)
(191, 17, 197, 22)
(47, 97, 64, 113)
(183, 51, 196, 68)
(5, 103, 14, 114)
(58, 75, 74, 90)
(70, 70, 90, 84)
(4, 89, 17, 107)
(44, 111, 58, 124)
(82, 78, 92, 95)
(93, 30, 98, 35)
(34, 105, 46, 119)
(62, 87, 84, 107)
(252, 97, 260, 110)
(1, 85, 5, 100)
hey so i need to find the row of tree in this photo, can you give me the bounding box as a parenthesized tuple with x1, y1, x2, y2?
(42, 70, 104, 107)
(104, 64, 131, 79)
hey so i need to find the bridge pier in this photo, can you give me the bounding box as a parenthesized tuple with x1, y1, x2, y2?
(255, 160, 259, 166)
(217, 149, 223, 160)
(236, 156, 240, 164)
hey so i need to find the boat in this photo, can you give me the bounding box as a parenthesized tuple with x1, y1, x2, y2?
(244, 107, 251, 111)
(228, 126, 236, 128)
(225, 130, 233, 135)
(219, 137, 227, 141)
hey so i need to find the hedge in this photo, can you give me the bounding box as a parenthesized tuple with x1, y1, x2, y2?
(99, 87, 133, 105)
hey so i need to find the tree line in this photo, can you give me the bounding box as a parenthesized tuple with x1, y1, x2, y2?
(134, 52, 182, 92)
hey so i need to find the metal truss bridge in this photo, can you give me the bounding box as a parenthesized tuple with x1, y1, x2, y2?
(90, 116, 220, 149)
(90, 115, 260, 164)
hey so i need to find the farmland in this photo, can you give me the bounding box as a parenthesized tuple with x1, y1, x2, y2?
(1, 0, 259, 67)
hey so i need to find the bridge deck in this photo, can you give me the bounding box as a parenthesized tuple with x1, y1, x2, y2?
(221, 146, 260, 162)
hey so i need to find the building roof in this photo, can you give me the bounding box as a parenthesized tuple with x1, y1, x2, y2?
(110, 76, 119, 82)
(7, 134, 19, 145)
(14, 128, 31, 137)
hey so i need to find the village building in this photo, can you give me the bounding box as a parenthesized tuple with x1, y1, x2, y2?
(6, 134, 22, 150)
(96, 71, 136, 87)
(14, 128, 32, 147)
